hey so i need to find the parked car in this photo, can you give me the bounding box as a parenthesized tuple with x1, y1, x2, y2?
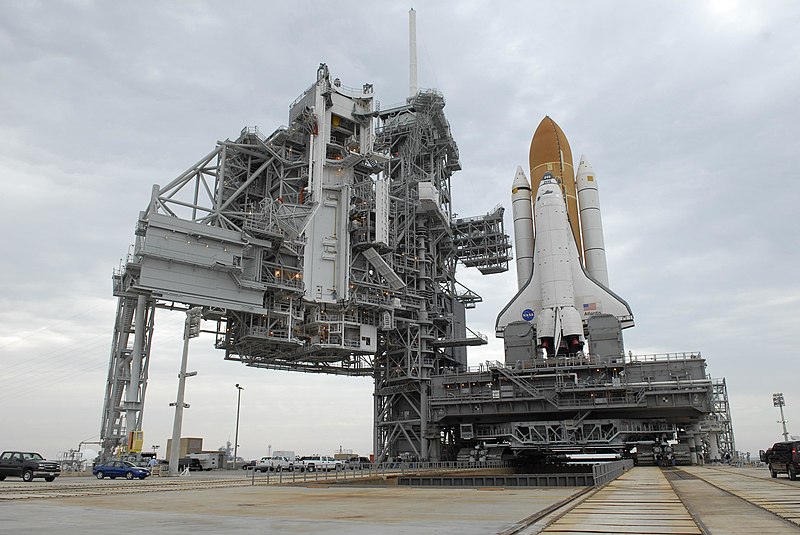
(241, 460, 257, 470)
(93, 460, 151, 480)
(0, 451, 60, 482)
(766, 440, 800, 480)
(345, 456, 373, 470)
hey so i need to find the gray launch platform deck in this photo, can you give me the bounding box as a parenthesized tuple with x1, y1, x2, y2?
(2, 466, 798, 534)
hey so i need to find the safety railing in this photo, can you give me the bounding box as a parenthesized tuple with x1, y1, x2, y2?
(241, 459, 511, 486)
(591, 459, 634, 486)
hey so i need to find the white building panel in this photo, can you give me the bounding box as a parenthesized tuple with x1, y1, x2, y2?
(375, 178, 389, 246)
(137, 215, 265, 312)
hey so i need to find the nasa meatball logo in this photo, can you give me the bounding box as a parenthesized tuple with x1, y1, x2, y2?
(522, 309, 535, 321)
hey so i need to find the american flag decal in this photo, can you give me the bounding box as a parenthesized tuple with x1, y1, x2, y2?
(583, 302, 597, 311)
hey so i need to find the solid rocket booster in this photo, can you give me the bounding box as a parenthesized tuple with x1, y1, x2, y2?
(512, 166, 534, 289)
(576, 155, 610, 287)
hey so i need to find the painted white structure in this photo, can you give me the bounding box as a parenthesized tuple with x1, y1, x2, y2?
(511, 166, 534, 290)
(576, 155, 610, 287)
(498, 173, 633, 354)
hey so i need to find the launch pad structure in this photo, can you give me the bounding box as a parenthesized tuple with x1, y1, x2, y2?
(100, 64, 734, 466)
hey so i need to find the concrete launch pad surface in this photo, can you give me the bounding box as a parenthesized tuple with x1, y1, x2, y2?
(0, 484, 577, 534)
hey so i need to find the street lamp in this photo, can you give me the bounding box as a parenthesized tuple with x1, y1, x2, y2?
(233, 384, 244, 470)
(773, 392, 789, 441)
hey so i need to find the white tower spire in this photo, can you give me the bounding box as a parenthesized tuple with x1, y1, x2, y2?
(409, 8, 417, 97)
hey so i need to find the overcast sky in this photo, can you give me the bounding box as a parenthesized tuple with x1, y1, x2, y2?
(1, 1, 798, 462)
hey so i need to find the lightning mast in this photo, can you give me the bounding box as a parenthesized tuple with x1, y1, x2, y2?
(409, 8, 417, 97)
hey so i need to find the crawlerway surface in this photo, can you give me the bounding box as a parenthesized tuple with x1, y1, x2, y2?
(0, 484, 577, 535)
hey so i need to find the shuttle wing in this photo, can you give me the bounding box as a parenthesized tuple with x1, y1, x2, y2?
(496, 216, 634, 335)
(567, 235, 634, 328)
(496, 252, 542, 334)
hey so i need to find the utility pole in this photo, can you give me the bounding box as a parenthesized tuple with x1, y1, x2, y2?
(168, 307, 202, 476)
(773, 392, 790, 442)
(233, 384, 244, 470)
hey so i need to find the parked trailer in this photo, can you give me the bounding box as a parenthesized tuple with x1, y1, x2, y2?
(273, 450, 296, 462)
(187, 452, 224, 471)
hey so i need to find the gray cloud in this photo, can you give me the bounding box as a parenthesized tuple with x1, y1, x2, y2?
(1, 0, 797, 461)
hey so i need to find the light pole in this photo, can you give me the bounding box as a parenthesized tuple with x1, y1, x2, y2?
(773, 392, 790, 441)
(233, 384, 244, 470)
(168, 307, 202, 476)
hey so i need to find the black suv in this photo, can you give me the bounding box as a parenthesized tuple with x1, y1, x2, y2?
(765, 441, 800, 480)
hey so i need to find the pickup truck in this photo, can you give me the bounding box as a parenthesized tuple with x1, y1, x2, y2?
(0, 451, 61, 482)
(298, 455, 342, 472)
(255, 455, 294, 472)
(764, 440, 800, 480)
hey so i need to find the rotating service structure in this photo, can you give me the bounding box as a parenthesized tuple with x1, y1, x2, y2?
(99, 64, 511, 462)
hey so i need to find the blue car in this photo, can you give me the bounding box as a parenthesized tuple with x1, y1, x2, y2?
(93, 460, 150, 480)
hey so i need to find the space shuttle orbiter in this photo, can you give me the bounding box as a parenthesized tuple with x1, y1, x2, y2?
(496, 117, 633, 356)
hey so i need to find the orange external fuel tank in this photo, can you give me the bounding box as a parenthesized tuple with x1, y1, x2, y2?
(529, 116, 582, 259)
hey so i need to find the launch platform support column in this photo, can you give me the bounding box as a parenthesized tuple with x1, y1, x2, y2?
(773, 392, 790, 441)
(168, 307, 202, 476)
(708, 433, 721, 463)
(373, 367, 380, 464)
(126, 295, 147, 434)
(687, 426, 700, 465)
(417, 231, 429, 461)
(233, 383, 244, 470)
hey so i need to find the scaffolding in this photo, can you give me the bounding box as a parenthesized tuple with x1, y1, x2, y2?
(452, 205, 512, 274)
(711, 377, 736, 460)
(99, 66, 510, 462)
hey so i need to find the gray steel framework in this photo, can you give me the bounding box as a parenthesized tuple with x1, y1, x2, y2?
(710, 378, 735, 461)
(427, 349, 732, 463)
(452, 206, 512, 275)
(370, 90, 510, 462)
(100, 293, 155, 457)
(99, 65, 511, 462)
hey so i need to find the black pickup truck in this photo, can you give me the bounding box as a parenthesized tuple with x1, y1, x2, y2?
(763, 441, 800, 480)
(0, 451, 61, 482)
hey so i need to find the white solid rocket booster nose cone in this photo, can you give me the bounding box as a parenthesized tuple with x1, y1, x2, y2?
(512, 165, 530, 190)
